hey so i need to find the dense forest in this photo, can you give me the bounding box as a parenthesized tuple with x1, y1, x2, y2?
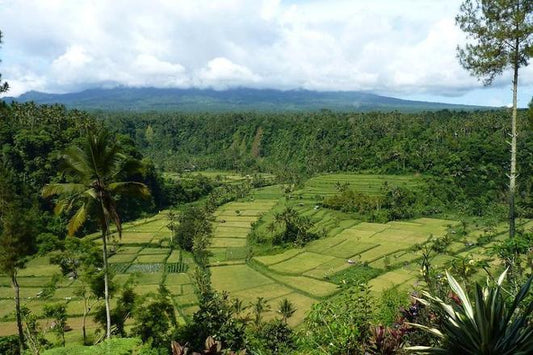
(102, 109, 533, 217)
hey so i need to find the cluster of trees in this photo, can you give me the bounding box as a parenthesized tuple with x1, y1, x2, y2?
(322, 183, 435, 222)
(267, 207, 320, 246)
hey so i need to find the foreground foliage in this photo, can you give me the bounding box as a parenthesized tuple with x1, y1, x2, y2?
(410, 270, 533, 354)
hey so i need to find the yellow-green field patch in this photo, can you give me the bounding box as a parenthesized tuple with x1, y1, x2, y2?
(254, 249, 303, 266)
(138, 247, 169, 255)
(232, 283, 293, 301)
(117, 246, 143, 254)
(165, 273, 192, 286)
(166, 250, 181, 263)
(213, 229, 249, 238)
(269, 274, 338, 298)
(352, 222, 390, 232)
(173, 292, 198, 305)
(215, 221, 252, 228)
(211, 238, 247, 248)
(129, 272, 163, 285)
(369, 268, 417, 292)
(109, 253, 137, 263)
(322, 240, 379, 259)
(133, 284, 161, 295)
(181, 284, 196, 295)
(17, 277, 54, 287)
(113, 232, 154, 244)
(135, 254, 168, 263)
(269, 252, 338, 274)
(210, 265, 274, 293)
(17, 264, 60, 277)
(303, 258, 352, 279)
(216, 216, 257, 223)
(267, 292, 318, 326)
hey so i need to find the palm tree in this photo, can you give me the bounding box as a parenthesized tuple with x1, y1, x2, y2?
(252, 297, 271, 327)
(277, 298, 296, 323)
(408, 269, 533, 354)
(42, 130, 150, 339)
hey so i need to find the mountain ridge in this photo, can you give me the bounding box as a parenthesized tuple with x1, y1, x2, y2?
(1, 87, 490, 112)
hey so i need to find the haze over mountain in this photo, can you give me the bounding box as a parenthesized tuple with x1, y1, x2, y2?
(2, 87, 488, 112)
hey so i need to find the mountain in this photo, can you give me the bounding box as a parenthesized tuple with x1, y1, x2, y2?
(1, 87, 487, 112)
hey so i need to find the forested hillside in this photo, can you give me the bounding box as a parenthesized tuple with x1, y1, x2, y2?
(104, 109, 533, 216)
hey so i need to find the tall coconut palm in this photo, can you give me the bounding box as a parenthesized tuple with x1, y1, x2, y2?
(42, 130, 150, 339)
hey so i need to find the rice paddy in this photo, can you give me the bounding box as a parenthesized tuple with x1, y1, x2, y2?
(0, 173, 522, 338)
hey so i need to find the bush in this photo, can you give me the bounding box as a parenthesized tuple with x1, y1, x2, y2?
(0, 335, 19, 355)
(42, 338, 142, 354)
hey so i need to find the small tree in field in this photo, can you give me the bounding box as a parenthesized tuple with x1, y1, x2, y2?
(456, 0, 533, 239)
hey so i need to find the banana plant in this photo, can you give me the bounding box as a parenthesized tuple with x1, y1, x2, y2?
(407, 269, 533, 354)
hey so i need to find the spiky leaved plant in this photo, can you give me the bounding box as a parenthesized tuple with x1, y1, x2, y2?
(408, 269, 533, 354)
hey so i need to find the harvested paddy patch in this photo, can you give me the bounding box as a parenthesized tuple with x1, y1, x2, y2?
(211, 238, 247, 248)
(109, 253, 137, 263)
(211, 265, 274, 293)
(269, 252, 338, 274)
(254, 249, 302, 266)
(135, 254, 168, 263)
(232, 283, 293, 301)
(322, 240, 379, 259)
(268, 274, 338, 298)
(303, 258, 352, 279)
(268, 292, 317, 326)
(138, 247, 169, 255)
(369, 268, 417, 292)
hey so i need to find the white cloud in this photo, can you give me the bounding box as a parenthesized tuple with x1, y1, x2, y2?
(198, 57, 260, 88)
(0, 0, 529, 105)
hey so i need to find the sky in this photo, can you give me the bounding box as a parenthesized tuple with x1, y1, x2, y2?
(1, 0, 533, 107)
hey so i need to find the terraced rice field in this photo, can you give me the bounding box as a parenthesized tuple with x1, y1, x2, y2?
(1, 173, 527, 338)
(0, 210, 195, 336)
(253, 217, 456, 292)
(295, 173, 422, 199)
(209, 200, 277, 264)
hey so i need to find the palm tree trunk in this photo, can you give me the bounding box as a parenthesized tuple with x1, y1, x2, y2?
(11, 273, 24, 353)
(509, 63, 518, 240)
(82, 296, 88, 344)
(101, 230, 111, 339)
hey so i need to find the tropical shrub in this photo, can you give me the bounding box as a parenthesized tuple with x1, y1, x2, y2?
(408, 270, 533, 354)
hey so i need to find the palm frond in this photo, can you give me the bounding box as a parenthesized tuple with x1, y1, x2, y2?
(67, 203, 88, 236)
(42, 183, 87, 198)
(62, 146, 93, 180)
(115, 157, 145, 179)
(108, 181, 150, 198)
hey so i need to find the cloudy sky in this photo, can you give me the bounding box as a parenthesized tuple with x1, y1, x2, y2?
(1, 0, 532, 107)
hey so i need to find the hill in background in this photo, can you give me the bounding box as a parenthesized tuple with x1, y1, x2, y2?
(2, 87, 487, 112)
